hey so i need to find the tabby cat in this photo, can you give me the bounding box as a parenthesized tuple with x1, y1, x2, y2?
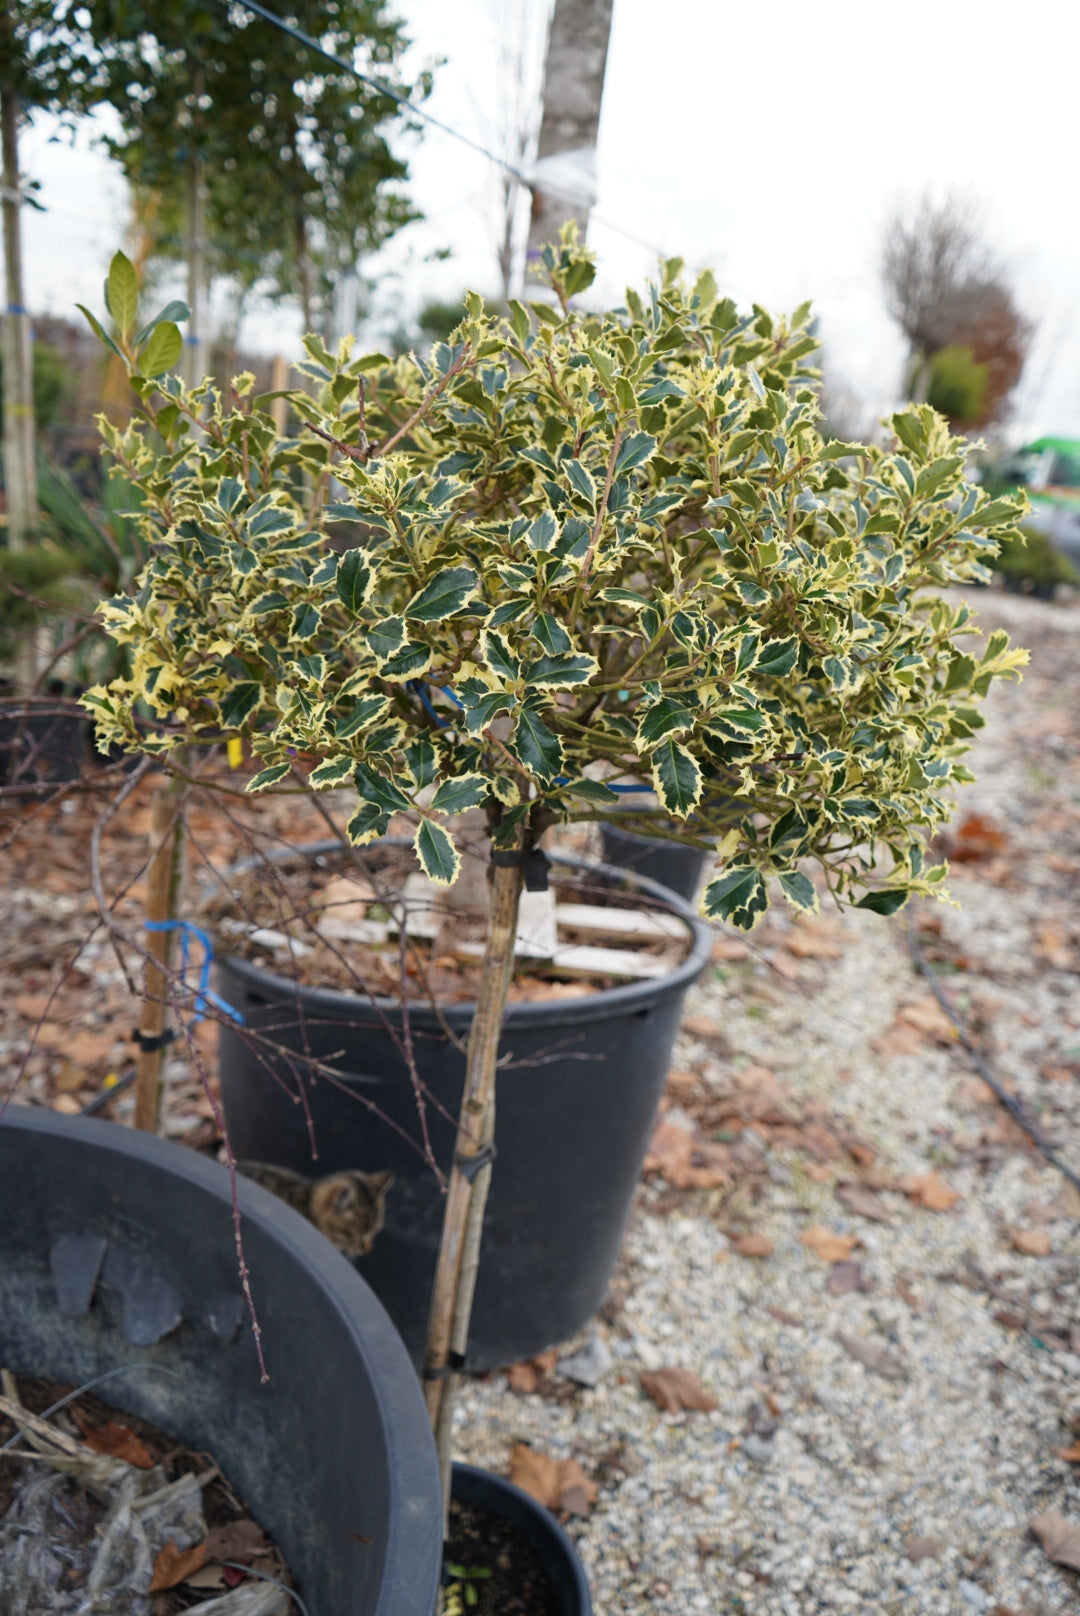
(238, 1162, 393, 1257)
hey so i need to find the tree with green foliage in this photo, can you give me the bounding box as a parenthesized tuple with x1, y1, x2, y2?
(81, 228, 1027, 1512)
(81, 0, 426, 345)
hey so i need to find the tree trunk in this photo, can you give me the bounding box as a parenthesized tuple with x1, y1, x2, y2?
(295, 207, 313, 335)
(133, 777, 186, 1132)
(423, 851, 524, 1527)
(1, 82, 36, 547)
(525, 0, 614, 279)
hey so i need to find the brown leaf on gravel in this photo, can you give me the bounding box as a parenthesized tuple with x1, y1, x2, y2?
(1035, 922, 1074, 971)
(765, 1305, 803, 1327)
(1009, 1227, 1051, 1257)
(895, 1278, 927, 1315)
(835, 1331, 908, 1381)
(835, 1181, 892, 1224)
(828, 1260, 875, 1296)
(681, 1012, 723, 1039)
(505, 1350, 558, 1394)
(872, 995, 957, 1056)
(899, 1171, 961, 1212)
(640, 1367, 718, 1414)
(948, 813, 1008, 863)
(784, 918, 844, 960)
(1040, 1062, 1079, 1083)
(72, 1410, 155, 1468)
(1030, 1508, 1080, 1572)
(711, 937, 749, 962)
(149, 1539, 210, 1592)
(730, 1232, 773, 1258)
(1055, 1441, 1080, 1463)
(902, 1535, 942, 1562)
(509, 1443, 598, 1519)
(800, 1226, 858, 1263)
(643, 1111, 730, 1190)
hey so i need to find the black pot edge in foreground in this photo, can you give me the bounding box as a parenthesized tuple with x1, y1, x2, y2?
(450, 1464, 592, 1616)
(0, 1105, 443, 1616)
(215, 841, 714, 1029)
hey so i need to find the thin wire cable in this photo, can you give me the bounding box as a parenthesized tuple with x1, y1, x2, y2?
(221, 0, 666, 258)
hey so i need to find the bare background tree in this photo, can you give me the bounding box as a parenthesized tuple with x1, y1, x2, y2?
(882, 193, 1033, 425)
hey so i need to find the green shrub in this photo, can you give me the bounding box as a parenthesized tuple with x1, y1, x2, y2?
(81, 235, 1027, 928)
(992, 524, 1078, 589)
(925, 344, 989, 427)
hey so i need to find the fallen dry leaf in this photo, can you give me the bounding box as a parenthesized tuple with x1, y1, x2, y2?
(643, 1109, 730, 1190)
(784, 918, 844, 960)
(800, 1226, 858, 1263)
(1009, 1227, 1051, 1258)
(835, 1181, 892, 1224)
(712, 936, 749, 962)
(1055, 1441, 1080, 1464)
(202, 1519, 274, 1564)
(730, 1232, 773, 1258)
(835, 1331, 908, 1381)
(902, 1534, 942, 1562)
(1041, 1063, 1079, 1084)
(828, 1260, 874, 1296)
(872, 995, 957, 1056)
(640, 1367, 718, 1414)
(72, 1411, 155, 1469)
(149, 1539, 210, 1592)
(949, 813, 1008, 863)
(509, 1443, 598, 1519)
(1030, 1508, 1080, 1572)
(1035, 921, 1074, 971)
(504, 1349, 559, 1394)
(765, 1305, 803, 1327)
(681, 1012, 722, 1039)
(805, 1162, 835, 1183)
(895, 1277, 927, 1315)
(899, 1171, 961, 1212)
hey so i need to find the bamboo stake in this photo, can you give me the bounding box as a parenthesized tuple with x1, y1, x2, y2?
(133, 777, 185, 1132)
(423, 851, 524, 1524)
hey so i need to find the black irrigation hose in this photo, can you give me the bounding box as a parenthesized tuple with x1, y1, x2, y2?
(907, 919, 1080, 1198)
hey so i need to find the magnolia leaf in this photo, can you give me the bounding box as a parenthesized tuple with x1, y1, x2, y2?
(336, 550, 374, 613)
(77, 303, 124, 360)
(703, 866, 768, 929)
(107, 251, 139, 338)
(430, 774, 488, 814)
(245, 762, 291, 793)
(133, 299, 189, 349)
(777, 870, 819, 914)
(405, 565, 479, 621)
(309, 755, 356, 790)
(514, 705, 563, 780)
(651, 739, 701, 818)
(138, 321, 183, 377)
(414, 818, 461, 887)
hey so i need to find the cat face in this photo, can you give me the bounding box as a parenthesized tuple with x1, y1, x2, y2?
(308, 1168, 394, 1258)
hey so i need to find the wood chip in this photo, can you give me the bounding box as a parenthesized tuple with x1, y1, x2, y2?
(640, 1367, 719, 1414)
(835, 1331, 908, 1381)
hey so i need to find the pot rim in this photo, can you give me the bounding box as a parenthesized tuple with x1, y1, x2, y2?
(449, 1462, 592, 1616)
(213, 841, 713, 1029)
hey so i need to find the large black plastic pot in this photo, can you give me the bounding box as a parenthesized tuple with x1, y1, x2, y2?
(599, 820, 710, 901)
(0, 684, 92, 786)
(215, 846, 712, 1370)
(450, 1464, 592, 1616)
(0, 1105, 442, 1616)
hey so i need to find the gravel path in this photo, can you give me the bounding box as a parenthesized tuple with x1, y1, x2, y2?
(455, 588, 1080, 1615)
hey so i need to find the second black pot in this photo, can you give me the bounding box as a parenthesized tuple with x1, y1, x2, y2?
(599, 820, 710, 901)
(447, 1464, 592, 1616)
(215, 847, 712, 1370)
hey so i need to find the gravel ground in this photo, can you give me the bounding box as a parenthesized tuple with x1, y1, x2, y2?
(453, 588, 1080, 1615)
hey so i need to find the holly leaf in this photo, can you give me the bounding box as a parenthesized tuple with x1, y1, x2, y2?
(777, 870, 818, 914)
(335, 550, 374, 613)
(414, 818, 461, 886)
(309, 755, 356, 791)
(703, 866, 768, 929)
(405, 565, 479, 621)
(650, 738, 701, 817)
(514, 704, 563, 780)
(430, 774, 488, 814)
(245, 762, 291, 793)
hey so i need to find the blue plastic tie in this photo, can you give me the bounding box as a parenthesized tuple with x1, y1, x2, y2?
(144, 920, 245, 1025)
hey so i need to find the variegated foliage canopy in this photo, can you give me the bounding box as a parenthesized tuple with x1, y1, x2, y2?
(83, 234, 1026, 927)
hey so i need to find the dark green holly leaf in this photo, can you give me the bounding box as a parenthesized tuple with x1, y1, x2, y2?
(245, 762, 291, 794)
(367, 617, 405, 661)
(703, 866, 768, 929)
(355, 763, 411, 813)
(481, 629, 521, 682)
(405, 565, 480, 621)
(651, 738, 702, 817)
(405, 734, 437, 789)
(755, 635, 799, 677)
(513, 704, 563, 780)
(219, 682, 261, 729)
(565, 459, 596, 503)
(526, 652, 598, 689)
(379, 642, 434, 681)
(532, 613, 573, 655)
(292, 603, 321, 642)
(636, 696, 696, 748)
(855, 888, 909, 916)
(309, 755, 356, 790)
(335, 695, 389, 740)
(430, 774, 488, 814)
(613, 432, 657, 477)
(414, 818, 461, 887)
(336, 550, 374, 613)
(346, 801, 388, 846)
(777, 870, 818, 913)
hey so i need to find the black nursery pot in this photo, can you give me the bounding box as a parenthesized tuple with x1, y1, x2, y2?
(599, 820, 710, 902)
(447, 1464, 592, 1616)
(0, 1105, 443, 1616)
(0, 683, 92, 787)
(215, 847, 712, 1371)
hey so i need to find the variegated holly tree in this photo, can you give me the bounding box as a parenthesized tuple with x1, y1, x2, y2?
(82, 234, 1025, 1491)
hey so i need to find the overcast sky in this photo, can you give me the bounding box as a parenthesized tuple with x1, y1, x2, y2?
(22, 0, 1080, 438)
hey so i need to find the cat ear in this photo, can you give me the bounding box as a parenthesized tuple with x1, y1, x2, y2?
(365, 1169, 395, 1194)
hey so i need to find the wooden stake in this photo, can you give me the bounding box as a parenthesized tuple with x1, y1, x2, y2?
(133, 779, 185, 1132)
(423, 850, 524, 1524)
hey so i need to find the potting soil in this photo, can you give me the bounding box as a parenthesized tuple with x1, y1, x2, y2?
(446, 1497, 561, 1616)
